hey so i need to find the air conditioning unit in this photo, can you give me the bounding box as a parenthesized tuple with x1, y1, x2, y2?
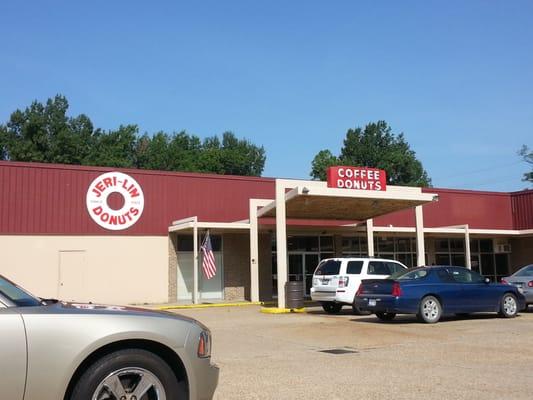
(495, 244, 511, 253)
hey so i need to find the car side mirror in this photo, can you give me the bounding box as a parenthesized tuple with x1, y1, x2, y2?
(484, 277, 491, 284)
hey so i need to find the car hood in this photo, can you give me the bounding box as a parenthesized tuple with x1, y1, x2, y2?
(17, 301, 199, 324)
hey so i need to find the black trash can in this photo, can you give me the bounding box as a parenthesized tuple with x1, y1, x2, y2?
(285, 281, 304, 309)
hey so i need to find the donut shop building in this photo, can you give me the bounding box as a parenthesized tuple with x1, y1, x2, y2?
(1, 161, 532, 308)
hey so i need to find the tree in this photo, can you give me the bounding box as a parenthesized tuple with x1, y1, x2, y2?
(310, 150, 339, 179)
(219, 132, 266, 176)
(518, 145, 533, 183)
(1, 95, 267, 176)
(86, 125, 139, 168)
(310, 121, 431, 186)
(0, 95, 98, 164)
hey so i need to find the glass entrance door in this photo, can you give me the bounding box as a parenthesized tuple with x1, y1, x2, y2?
(288, 252, 320, 296)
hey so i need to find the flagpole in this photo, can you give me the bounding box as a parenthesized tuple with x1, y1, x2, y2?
(193, 221, 198, 304)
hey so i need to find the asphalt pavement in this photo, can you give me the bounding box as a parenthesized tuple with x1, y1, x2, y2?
(172, 305, 533, 400)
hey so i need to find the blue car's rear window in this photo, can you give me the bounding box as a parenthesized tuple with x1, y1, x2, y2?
(398, 269, 428, 280)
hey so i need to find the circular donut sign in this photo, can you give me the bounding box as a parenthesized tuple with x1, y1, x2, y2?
(86, 172, 144, 231)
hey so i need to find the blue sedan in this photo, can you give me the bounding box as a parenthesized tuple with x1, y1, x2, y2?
(354, 266, 526, 323)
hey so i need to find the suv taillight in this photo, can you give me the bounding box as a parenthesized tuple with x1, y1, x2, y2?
(528, 281, 533, 288)
(338, 276, 349, 288)
(501, 279, 508, 285)
(392, 282, 402, 297)
(356, 283, 364, 296)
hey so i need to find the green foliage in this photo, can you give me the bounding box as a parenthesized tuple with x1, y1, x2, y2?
(310, 120, 431, 187)
(86, 125, 139, 168)
(0, 95, 97, 164)
(0, 95, 266, 176)
(518, 145, 533, 183)
(310, 150, 339, 179)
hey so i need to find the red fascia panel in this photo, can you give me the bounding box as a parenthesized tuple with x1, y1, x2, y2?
(0, 161, 275, 236)
(0, 161, 526, 235)
(511, 189, 533, 230)
(374, 188, 515, 230)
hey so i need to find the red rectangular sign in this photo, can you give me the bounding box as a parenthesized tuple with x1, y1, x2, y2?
(327, 166, 387, 191)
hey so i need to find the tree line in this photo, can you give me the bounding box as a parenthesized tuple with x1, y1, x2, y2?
(310, 120, 432, 186)
(0, 95, 266, 176)
(1, 95, 467, 187)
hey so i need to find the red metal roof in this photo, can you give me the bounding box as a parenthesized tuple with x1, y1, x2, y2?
(0, 161, 274, 235)
(0, 161, 529, 235)
(373, 188, 515, 230)
(511, 189, 533, 230)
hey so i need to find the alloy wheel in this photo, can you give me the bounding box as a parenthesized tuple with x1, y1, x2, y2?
(92, 367, 166, 400)
(503, 295, 517, 316)
(422, 299, 439, 322)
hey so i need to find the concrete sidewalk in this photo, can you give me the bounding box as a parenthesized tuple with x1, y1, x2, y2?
(170, 305, 533, 400)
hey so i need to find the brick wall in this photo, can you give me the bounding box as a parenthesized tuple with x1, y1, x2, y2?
(222, 233, 250, 301)
(168, 234, 178, 302)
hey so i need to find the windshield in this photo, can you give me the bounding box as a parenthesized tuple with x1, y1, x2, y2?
(0, 275, 42, 307)
(515, 265, 533, 277)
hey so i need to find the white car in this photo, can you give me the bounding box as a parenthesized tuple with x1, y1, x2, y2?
(310, 257, 407, 314)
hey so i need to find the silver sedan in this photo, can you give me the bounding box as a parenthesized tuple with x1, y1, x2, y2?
(0, 274, 219, 400)
(502, 264, 533, 308)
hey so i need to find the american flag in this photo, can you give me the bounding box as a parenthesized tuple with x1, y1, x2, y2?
(201, 231, 217, 279)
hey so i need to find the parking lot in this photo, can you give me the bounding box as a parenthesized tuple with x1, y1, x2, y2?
(172, 305, 533, 400)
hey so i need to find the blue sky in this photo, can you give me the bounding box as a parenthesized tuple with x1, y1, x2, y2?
(1, 1, 532, 191)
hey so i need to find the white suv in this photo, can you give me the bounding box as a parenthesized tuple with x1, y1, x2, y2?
(310, 257, 407, 314)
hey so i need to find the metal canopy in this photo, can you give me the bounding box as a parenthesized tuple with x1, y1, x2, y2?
(258, 185, 437, 221)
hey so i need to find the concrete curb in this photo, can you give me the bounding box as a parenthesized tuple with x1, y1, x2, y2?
(158, 301, 262, 310)
(260, 307, 306, 314)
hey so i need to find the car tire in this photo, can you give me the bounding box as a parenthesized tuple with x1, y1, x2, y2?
(375, 312, 396, 321)
(322, 302, 342, 314)
(70, 348, 184, 400)
(417, 296, 442, 324)
(498, 293, 518, 318)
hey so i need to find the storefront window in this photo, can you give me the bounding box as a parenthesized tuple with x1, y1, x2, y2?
(287, 236, 319, 251)
(342, 237, 360, 254)
(177, 234, 221, 251)
(450, 239, 464, 252)
(435, 239, 449, 252)
(480, 253, 495, 277)
(451, 254, 465, 267)
(435, 254, 450, 265)
(495, 254, 509, 281)
(177, 235, 194, 251)
(319, 236, 333, 251)
(397, 253, 414, 268)
(469, 239, 480, 253)
(480, 239, 493, 253)
(396, 238, 412, 252)
(376, 237, 394, 253)
(344, 236, 417, 268)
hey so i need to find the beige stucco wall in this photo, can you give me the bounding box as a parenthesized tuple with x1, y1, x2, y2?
(0, 235, 168, 305)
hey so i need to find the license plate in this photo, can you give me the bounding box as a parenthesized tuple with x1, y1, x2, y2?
(322, 279, 329, 284)
(368, 299, 377, 307)
(514, 283, 523, 288)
